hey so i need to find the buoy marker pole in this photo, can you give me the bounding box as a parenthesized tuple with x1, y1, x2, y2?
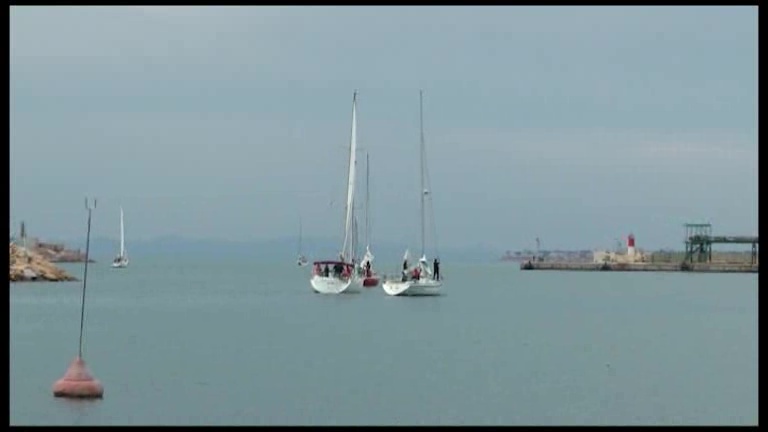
(78, 198, 96, 359)
(52, 197, 103, 399)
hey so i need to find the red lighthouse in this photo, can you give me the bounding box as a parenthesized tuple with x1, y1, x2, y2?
(627, 234, 636, 256)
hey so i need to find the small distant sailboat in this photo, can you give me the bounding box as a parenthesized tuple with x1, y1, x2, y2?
(382, 91, 442, 296)
(357, 152, 379, 288)
(111, 206, 129, 268)
(310, 91, 361, 294)
(297, 217, 308, 267)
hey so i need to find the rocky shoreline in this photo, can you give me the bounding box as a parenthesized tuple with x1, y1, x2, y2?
(9, 242, 78, 282)
(29, 239, 93, 263)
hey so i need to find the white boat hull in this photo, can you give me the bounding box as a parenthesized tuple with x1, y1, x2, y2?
(111, 258, 129, 268)
(310, 275, 361, 294)
(382, 278, 442, 296)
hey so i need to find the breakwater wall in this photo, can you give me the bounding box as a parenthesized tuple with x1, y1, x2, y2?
(520, 261, 758, 273)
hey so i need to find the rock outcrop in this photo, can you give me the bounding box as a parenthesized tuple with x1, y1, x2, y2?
(9, 242, 78, 282)
(21, 238, 93, 263)
(33, 243, 93, 263)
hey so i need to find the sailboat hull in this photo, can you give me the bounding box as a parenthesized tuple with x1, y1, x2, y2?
(310, 275, 360, 294)
(382, 278, 442, 296)
(111, 258, 129, 269)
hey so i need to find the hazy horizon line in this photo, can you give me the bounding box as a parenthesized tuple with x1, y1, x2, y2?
(18, 233, 731, 254)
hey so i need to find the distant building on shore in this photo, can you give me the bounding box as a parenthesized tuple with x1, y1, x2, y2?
(593, 233, 649, 264)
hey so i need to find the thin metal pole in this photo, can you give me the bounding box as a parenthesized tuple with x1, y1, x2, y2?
(298, 215, 302, 256)
(419, 90, 425, 258)
(78, 198, 96, 358)
(365, 152, 370, 248)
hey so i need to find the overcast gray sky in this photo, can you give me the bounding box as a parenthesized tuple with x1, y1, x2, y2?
(10, 6, 757, 251)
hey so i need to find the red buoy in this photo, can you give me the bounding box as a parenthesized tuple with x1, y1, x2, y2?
(52, 356, 103, 399)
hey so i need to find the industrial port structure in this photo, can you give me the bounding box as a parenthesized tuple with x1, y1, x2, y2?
(683, 223, 758, 265)
(521, 223, 758, 273)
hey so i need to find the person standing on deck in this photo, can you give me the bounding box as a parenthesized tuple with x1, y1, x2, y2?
(412, 266, 421, 280)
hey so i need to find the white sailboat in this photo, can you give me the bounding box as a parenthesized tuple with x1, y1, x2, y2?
(111, 206, 129, 268)
(382, 91, 442, 296)
(297, 216, 308, 266)
(357, 152, 380, 288)
(310, 91, 361, 294)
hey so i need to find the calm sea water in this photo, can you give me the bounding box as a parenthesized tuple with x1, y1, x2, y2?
(10, 257, 758, 425)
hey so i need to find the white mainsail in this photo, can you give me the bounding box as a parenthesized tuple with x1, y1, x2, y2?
(112, 206, 129, 268)
(309, 91, 361, 294)
(361, 247, 374, 268)
(340, 91, 358, 263)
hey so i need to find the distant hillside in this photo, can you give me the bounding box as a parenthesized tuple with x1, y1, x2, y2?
(55, 236, 501, 264)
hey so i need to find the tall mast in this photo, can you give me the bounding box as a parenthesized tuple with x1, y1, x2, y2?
(352, 213, 358, 261)
(419, 90, 426, 258)
(365, 152, 370, 249)
(119, 206, 125, 257)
